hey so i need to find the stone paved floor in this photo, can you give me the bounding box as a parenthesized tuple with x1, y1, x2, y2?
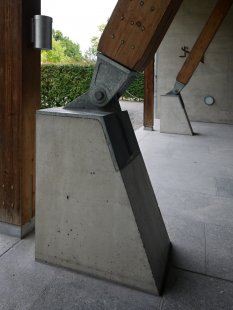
(1, 106, 233, 309)
(120, 100, 143, 130)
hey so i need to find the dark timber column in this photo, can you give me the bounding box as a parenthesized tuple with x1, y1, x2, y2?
(144, 58, 155, 130)
(0, 0, 41, 237)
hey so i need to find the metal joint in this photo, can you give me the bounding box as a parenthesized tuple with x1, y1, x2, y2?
(167, 81, 185, 95)
(65, 53, 138, 110)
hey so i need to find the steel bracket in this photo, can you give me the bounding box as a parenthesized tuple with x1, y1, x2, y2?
(65, 53, 138, 111)
(167, 81, 185, 95)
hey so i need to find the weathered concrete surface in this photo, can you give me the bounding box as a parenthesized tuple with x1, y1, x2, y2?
(156, 0, 233, 124)
(35, 108, 170, 295)
(160, 94, 194, 135)
(0, 218, 35, 238)
(0, 233, 19, 256)
(1, 121, 233, 309)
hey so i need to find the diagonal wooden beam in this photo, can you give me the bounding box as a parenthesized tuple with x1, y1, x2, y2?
(176, 0, 233, 87)
(98, 0, 183, 72)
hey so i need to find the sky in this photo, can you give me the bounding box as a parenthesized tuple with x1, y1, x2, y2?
(42, 0, 117, 52)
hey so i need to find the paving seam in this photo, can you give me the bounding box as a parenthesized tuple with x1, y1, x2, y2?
(173, 266, 233, 284)
(0, 239, 21, 259)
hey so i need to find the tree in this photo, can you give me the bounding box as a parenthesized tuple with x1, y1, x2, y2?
(41, 30, 83, 64)
(84, 24, 106, 63)
(41, 38, 68, 64)
(53, 30, 83, 62)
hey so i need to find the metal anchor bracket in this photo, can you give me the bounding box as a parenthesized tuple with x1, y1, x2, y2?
(167, 80, 185, 95)
(65, 53, 138, 111)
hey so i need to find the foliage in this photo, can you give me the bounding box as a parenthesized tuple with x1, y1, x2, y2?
(84, 24, 106, 63)
(41, 64, 94, 108)
(41, 38, 68, 64)
(53, 30, 83, 62)
(41, 65, 144, 108)
(41, 30, 83, 64)
(122, 73, 144, 101)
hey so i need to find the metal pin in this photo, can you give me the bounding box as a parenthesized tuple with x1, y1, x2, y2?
(131, 45, 135, 49)
(141, 26, 145, 31)
(140, 1, 144, 6)
(136, 21, 142, 27)
(121, 40, 125, 44)
(130, 20, 134, 25)
(120, 15, 124, 20)
(2, 184, 4, 188)
(2, 201, 5, 206)
(11, 203, 14, 208)
(151, 6, 155, 11)
(95, 91, 105, 101)
(11, 185, 14, 190)
(111, 34, 115, 39)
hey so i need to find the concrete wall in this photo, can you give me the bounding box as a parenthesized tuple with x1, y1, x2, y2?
(156, 0, 233, 124)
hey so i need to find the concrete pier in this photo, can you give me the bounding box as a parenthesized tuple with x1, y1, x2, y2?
(160, 94, 194, 135)
(35, 108, 170, 295)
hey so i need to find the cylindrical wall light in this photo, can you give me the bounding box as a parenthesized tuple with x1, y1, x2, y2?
(31, 15, 53, 50)
(204, 95, 215, 106)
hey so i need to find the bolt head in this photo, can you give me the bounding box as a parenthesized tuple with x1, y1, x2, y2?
(95, 91, 105, 101)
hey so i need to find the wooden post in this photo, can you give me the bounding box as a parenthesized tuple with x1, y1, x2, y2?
(0, 0, 41, 237)
(144, 58, 155, 130)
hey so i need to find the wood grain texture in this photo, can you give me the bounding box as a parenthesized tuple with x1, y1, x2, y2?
(0, 0, 40, 226)
(0, 0, 21, 225)
(144, 58, 155, 129)
(98, 0, 183, 71)
(21, 0, 41, 225)
(177, 0, 233, 85)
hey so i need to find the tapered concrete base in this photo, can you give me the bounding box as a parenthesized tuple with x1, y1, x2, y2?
(160, 94, 194, 135)
(35, 108, 170, 295)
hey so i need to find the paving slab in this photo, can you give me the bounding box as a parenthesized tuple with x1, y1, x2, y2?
(30, 269, 161, 310)
(162, 268, 233, 310)
(0, 233, 57, 310)
(163, 216, 206, 274)
(206, 223, 233, 282)
(215, 177, 233, 198)
(0, 232, 162, 310)
(120, 100, 143, 130)
(0, 234, 19, 257)
(157, 187, 233, 228)
(147, 163, 217, 196)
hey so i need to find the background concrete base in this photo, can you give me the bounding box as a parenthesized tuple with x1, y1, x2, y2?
(160, 94, 194, 135)
(35, 108, 170, 295)
(0, 218, 35, 238)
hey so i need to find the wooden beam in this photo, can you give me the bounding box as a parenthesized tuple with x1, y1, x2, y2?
(0, 0, 40, 227)
(177, 0, 233, 86)
(144, 58, 155, 129)
(98, 0, 183, 71)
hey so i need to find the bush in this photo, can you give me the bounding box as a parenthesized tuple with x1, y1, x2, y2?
(41, 65, 94, 108)
(41, 64, 144, 108)
(122, 72, 144, 101)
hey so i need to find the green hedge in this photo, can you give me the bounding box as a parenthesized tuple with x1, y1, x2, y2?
(41, 64, 144, 108)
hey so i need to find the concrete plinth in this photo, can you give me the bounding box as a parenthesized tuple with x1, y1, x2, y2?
(35, 108, 170, 295)
(0, 219, 35, 238)
(160, 94, 194, 135)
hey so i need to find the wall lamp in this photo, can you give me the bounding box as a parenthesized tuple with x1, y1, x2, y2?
(31, 15, 53, 50)
(204, 95, 215, 106)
